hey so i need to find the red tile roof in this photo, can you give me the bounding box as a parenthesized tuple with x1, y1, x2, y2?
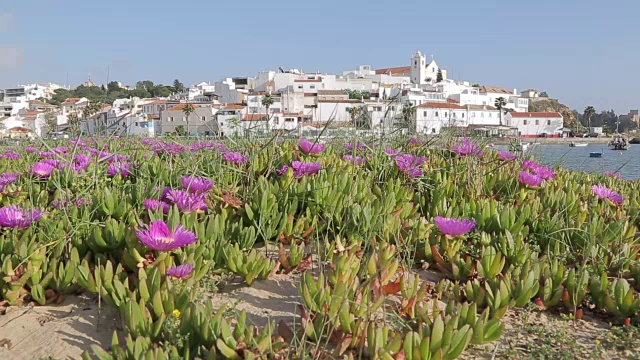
(417, 102, 465, 109)
(242, 114, 268, 121)
(224, 104, 246, 110)
(167, 104, 200, 111)
(62, 98, 82, 105)
(375, 66, 411, 75)
(0, 116, 8, 121)
(8, 126, 31, 132)
(509, 112, 562, 118)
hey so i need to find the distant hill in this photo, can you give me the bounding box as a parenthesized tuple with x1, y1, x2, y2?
(528, 98, 577, 129)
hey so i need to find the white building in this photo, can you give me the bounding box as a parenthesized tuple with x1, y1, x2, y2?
(415, 102, 467, 134)
(505, 112, 563, 138)
(478, 86, 528, 113)
(410, 50, 448, 85)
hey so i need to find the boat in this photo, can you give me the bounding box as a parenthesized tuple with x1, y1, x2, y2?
(608, 134, 629, 150)
(569, 142, 588, 147)
(590, 151, 603, 158)
(630, 137, 640, 145)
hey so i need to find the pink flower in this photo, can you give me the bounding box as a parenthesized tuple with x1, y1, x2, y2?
(166, 264, 194, 279)
(0, 206, 44, 229)
(519, 171, 544, 187)
(434, 217, 476, 236)
(498, 151, 516, 161)
(592, 185, 624, 204)
(299, 138, 325, 155)
(136, 220, 197, 252)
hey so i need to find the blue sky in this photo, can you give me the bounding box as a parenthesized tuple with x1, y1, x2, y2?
(0, 0, 638, 113)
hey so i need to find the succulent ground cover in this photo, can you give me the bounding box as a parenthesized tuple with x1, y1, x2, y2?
(0, 136, 637, 359)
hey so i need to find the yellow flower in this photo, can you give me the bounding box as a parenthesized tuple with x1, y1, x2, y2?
(172, 309, 181, 318)
(595, 339, 601, 345)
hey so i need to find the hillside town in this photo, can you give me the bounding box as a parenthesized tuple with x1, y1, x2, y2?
(0, 50, 621, 139)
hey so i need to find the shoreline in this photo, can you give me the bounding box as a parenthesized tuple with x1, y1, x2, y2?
(488, 137, 611, 145)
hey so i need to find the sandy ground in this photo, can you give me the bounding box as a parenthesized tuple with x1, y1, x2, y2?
(0, 294, 121, 360)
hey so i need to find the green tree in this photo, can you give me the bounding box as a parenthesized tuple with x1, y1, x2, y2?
(494, 97, 507, 126)
(261, 94, 275, 133)
(153, 85, 171, 98)
(175, 125, 185, 136)
(584, 106, 596, 130)
(539, 91, 549, 97)
(182, 103, 195, 136)
(107, 81, 121, 93)
(67, 113, 80, 136)
(436, 69, 443, 82)
(173, 79, 185, 93)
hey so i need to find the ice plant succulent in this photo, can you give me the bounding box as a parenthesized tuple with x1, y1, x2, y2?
(395, 154, 426, 178)
(222, 151, 249, 164)
(166, 189, 208, 213)
(180, 176, 214, 194)
(343, 155, 365, 165)
(498, 151, 516, 161)
(452, 138, 484, 157)
(604, 171, 622, 180)
(136, 220, 197, 252)
(32, 161, 56, 178)
(143, 199, 170, 214)
(107, 161, 133, 177)
(591, 185, 624, 204)
(519, 171, 544, 187)
(278, 161, 322, 178)
(166, 264, 195, 279)
(0, 172, 19, 191)
(0, 206, 44, 229)
(345, 143, 365, 152)
(299, 138, 325, 155)
(434, 216, 476, 237)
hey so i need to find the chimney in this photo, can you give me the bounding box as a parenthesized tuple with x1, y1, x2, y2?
(513, 88, 517, 95)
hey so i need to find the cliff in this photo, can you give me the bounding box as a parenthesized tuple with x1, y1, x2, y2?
(528, 98, 577, 129)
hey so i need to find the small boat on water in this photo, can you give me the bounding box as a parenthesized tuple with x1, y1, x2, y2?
(609, 134, 629, 150)
(509, 139, 536, 152)
(569, 142, 588, 147)
(590, 151, 604, 158)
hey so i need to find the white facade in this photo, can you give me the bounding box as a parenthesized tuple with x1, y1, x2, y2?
(416, 103, 467, 134)
(505, 112, 563, 137)
(316, 100, 364, 122)
(410, 51, 447, 85)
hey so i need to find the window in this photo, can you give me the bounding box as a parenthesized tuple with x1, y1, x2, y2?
(431, 128, 436, 133)
(524, 120, 528, 125)
(168, 116, 174, 122)
(471, 112, 475, 118)
(310, 85, 315, 89)
(462, 113, 465, 118)
(488, 113, 492, 118)
(452, 113, 456, 118)
(135, 122, 139, 126)
(435, 111, 439, 117)
(390, 106, 395, 111)
(423, 111, 427, 116)
(182, 117, 187, 122)
(444, 112, 448, 117)
(535, 120, 539, 125)
(201, 116, 206, 121)
(297, 85, 303, 89)
(547, 119, 551, 125)
(414, 60, 417, 65)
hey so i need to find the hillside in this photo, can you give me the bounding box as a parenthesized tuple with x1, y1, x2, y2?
(528, 98, 577, 129)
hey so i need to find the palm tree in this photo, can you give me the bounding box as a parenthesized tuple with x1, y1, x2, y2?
(494, 97, 507, 126)
(346, 106, 363, 127)
(584, 106, 595, 132)
(182, 103, 195, 136)
(402, 104, 417, 133)
(261, 94, 275, 133)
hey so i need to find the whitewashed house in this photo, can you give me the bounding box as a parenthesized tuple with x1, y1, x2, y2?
(505, 112, 563, 138)
(415, 102, 467, 134)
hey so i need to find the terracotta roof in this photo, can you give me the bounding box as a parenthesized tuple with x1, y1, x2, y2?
(509, 112, 562, 118)
(29, 100, 55, 107)
(148, 114, 160, 119)
(23, 110, 39, 115)
(242, 114, 268, 121)
(223, 104, 246, 110)
(167, 104, 200, 111)
(8, 126, 31, 132)
(479, 86, 512, 95)
(317, 90, 348, 96)
(149, 100, 168, 105)
(0, 116, 8, 121)
(22, 116, 37, 121)
(375, 66, 411, 75)
(62, 98, 82, 105)
(303, 93, 317, 97)
(417, 102, 465, 109)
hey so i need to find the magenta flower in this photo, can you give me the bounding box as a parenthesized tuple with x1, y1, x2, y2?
(74, 154, 92, 164)
(32, 161, 56, 178)
(107, 162, 133, 177)
(519, 171, 544, 187)
(291, 161, 322, 178)
(0, 172, 19, 187)
(25, 146, 37, 153)
(343, 155, 365, 165)
(180, 176, 214, 194)
(166, 189, 208, 213)
(4, 152, 20, 160)
(408, 137, 421, 145)
(521, 160, 555, 180)
(52, 198, 85, 210)
(0, 206, 44, 229)
(345, 143, 365, 152)
(136, 220, 197, 252)
(452, 138, 484, 157)
(591, 185, 624, 204)
(384, 148, 400, 156)
(52, 146, 69, 154)
(521, 160, 539, 171)
(395, 154, 427, 178)
(299, 138, 325, 155)
(144, 199, 170, 214)
(434, 216, 476, 236)
(222, 151, 249, 164)
(498, 151, 516, 161)
(604, 171, 622, 180)
(166, 264, 194, 279)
